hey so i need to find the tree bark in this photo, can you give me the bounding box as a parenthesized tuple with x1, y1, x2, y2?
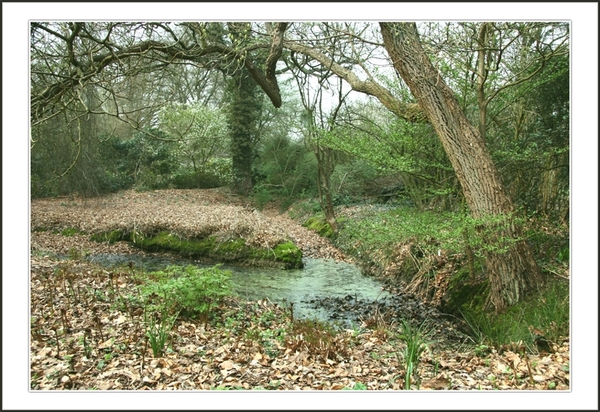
(379, 22, 542, 312)
(228, 69, 260, 196)
(315, 144, 338, 234)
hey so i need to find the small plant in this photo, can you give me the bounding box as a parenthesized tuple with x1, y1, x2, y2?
(67, 247, 83, 260)
(396, 319, 433, 390)
(343, 382, 368, 390)
(474, 344, 491, 357)
(140, 279, 180, 357)
(144, 306, 178, 358)
(285, 318, 350, 360)
(267, 380, 282, 390)
(139, 264, 233, 325)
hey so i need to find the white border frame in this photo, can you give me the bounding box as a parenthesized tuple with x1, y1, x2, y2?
(3, 2, 598, 410)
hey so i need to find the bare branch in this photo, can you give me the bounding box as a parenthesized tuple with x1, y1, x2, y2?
(284, 39, 427, 123)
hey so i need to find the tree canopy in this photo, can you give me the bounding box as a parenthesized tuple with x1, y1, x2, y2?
(29, 20, 571, 311)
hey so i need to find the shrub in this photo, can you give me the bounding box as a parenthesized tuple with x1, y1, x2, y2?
(139, 264, 234, 325)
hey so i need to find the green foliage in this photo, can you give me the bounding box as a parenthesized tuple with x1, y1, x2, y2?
(31, 121, 134, 198)
(158, 103, 231, 189)
(335, 206, 465, 262)
(319, 110, 458, 210)
(144, 303, 178, 358)
(523, 216, 569, 269)
(60, 228, 82, 237)
(171, 157, 233, 189)
(336, 206, 534, 272)
(329, 158, 379, 204)
(139, 265, 233, 322)
(130, 231, 303, 269)
(226, 67, 263, 195)
(67, 247, 87, 261)
(253, 134, 318, 205)
(251, 186, 273, 210)
(343, 382, 368, 390)
(90, 230, 125, 244)
(303, 216, 336, 239)
(486, 52, 569, 220)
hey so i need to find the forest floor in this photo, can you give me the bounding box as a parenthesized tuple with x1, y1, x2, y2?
(30, 188, 570, 391)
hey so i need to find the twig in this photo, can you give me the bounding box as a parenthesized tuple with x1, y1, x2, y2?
(545, 267, 569, 280)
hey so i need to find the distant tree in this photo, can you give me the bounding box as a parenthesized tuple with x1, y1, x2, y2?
(158, 102, 230, 187)
(30, 22, 287, 196)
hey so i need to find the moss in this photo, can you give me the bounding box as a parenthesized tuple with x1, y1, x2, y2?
(442, 263, 489, 316)
(303, 216, 347, 239)
(90, 230, 126, 244)
(129, 231, 303, 269)
(271, 241, 304, 269)
(58, 227, 83, 237)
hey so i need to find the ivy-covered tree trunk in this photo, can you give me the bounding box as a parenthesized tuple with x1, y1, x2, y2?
(380, 22, 543, 312)
(227, 69, 262, 196)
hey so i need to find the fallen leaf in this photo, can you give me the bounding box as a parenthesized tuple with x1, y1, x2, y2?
(220, 360, 235, 370)
(421, 376, 450, 390)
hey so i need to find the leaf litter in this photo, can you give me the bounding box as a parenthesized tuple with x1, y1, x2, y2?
(30, 188, 569, 390)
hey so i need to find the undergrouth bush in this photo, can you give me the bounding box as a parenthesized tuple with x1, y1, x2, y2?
(334, 206, 469, 283)
(139, 265, 234, 327)
(459, 279, 569, 351)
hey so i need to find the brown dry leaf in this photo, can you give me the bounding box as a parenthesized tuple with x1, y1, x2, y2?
(420, 376, 451, 390)
(504, 351, 521, 369)
(220, 360, 235, 371)
(29, 189, 570, 391)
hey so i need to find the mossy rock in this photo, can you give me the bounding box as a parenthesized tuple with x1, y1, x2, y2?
(129, 231, 303, 269)
(270, 241, 304, 268)
(303, 216, 347, 239)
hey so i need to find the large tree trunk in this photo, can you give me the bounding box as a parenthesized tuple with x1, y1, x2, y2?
(380, 22, 542, 312)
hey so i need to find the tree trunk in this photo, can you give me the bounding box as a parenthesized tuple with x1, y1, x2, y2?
(380, 22, 542, 312)
(315, 144, 338, 234)
(228, 69, 260, 196)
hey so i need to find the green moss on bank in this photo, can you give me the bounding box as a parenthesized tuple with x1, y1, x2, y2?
(119, 231, 303, 269)
(303, 216, 347, 239)
(90, 230, 126, 243)
(60, 227, 84, 237)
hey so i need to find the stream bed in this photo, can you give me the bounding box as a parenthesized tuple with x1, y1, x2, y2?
(87, 253, 389, 322)
(85, 253, 471, 346)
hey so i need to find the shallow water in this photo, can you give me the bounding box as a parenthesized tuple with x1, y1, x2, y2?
(86, 253, 390, 323)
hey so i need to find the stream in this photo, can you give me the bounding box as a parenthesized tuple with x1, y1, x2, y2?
(86, 253, 390, 325)
(85, 253, 472, 345)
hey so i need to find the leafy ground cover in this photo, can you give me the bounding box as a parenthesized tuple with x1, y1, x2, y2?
(30, 188, 569, 390)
